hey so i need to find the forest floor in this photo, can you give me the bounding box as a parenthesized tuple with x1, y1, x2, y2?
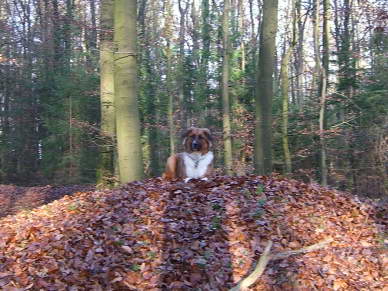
(0, 175, 386, 290)
(0, 184, 95, 219)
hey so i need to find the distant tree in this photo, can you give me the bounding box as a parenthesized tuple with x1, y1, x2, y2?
(313, 0, 329, 186)
(319, 0, 330, 186)
(222, 0, 233, 175)
(165, 0, 176, 155)
(138, 0, 164, 176)
(294, 0, 306, 109)
(177, 0, 189, 130)
(280, 0, 296, 175)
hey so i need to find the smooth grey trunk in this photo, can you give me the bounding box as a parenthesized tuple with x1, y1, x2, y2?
(97, 0, 116, 186)
(254, 0, 278, 175)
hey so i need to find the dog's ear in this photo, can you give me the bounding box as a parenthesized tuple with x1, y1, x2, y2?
(182, 128, 194, 139)
(202, 128, 214, 143)
(182, 128, 194, 145)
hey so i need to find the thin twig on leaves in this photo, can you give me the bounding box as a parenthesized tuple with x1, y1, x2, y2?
(230, 238, 333, 291)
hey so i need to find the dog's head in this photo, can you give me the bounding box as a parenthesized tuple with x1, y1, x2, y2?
(182, 127, 213, 154)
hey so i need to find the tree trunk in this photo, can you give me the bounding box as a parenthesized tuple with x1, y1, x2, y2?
(97, 0, 116, 186)
(319, 72, 328, 187)
(85, 0, 97, 71)
(222, 0, 233, 175)
(280, 46, 292, 174)
(254, 0, 278, 175)
(280, 0, 296, 175)
(89, 0, 97, 49)
(314, 0, 328, 186)
(140, 0, 162, 176)
(320, 0, 330, 187)
(114, 0, 144, 183)
(165, 0, 176, 155)
(201, 0, 211, 107)
(63, 0, 73, 72)
(294, 0, 305, 110)
(177, 0, 189, 132)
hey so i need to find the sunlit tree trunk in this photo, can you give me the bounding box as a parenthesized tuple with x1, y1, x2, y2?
(280, 47, 292, 174)
(294, 0, 305, 110)
(314, 0, 328, 186)
(222, 0, 233, 175)
(254, 0, 278, 175)
(165, 0, 176, 155)
(177, 0, 189, 131)
(97, 0, 115, 186)
(114, 0, 144, 183)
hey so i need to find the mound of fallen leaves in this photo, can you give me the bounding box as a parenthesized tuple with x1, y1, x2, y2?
(0, 176, 386, 290)
(0, 184, 94, 219)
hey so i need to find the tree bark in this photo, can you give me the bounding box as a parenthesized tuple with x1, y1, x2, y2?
(222, 0, 233, 175)
(165, 0, 176, 155)
(281, 0, 296, 175)
(280, 47, 292, 174)
(177, 0, 189, 132)
(314, 0, 328, 186)
(320, 0, 330, 187)
(97, 0, 116, 186)
(294, 0, 305, 110)
(114, 0, 144, 183)
(254, 0, 278, 175)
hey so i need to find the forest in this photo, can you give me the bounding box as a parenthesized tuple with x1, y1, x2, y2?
(0, 0, 387, 289)
(0, 0, 387, 196)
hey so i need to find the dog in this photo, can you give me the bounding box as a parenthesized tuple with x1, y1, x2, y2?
(163, 127, 214, 181)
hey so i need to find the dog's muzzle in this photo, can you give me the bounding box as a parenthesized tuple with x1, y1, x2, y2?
(191, 140, 201, 151)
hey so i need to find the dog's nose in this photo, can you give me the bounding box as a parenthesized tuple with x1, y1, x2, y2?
(192, 140, 201, 150)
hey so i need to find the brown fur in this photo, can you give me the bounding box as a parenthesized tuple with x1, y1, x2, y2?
(163, 128, 213, 180)
(182, 127, 213, 154)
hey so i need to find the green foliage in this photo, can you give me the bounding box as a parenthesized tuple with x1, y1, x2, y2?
(130, 264, 141, 272)
(39, 68, 99, 184)
(255, 185, 264, 195)
(210, 216, 222, 230)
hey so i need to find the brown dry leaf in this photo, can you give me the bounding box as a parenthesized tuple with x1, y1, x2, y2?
(121, 245, 133, 253)
(288, 241, 301, 249)
(333, 278, 349, 290)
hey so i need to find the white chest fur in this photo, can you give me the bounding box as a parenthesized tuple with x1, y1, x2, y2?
(183, 151, 213, 179)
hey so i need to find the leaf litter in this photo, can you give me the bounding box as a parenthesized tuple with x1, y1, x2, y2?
(0, 175, 386, 290)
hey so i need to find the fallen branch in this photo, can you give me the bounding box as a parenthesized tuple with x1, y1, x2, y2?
(230, 238, 333, 291)
(273, 237, 334, 260)
(229, 241, 273, 291)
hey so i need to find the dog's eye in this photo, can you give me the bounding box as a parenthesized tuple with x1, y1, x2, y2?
(198, 136, 203, 139)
